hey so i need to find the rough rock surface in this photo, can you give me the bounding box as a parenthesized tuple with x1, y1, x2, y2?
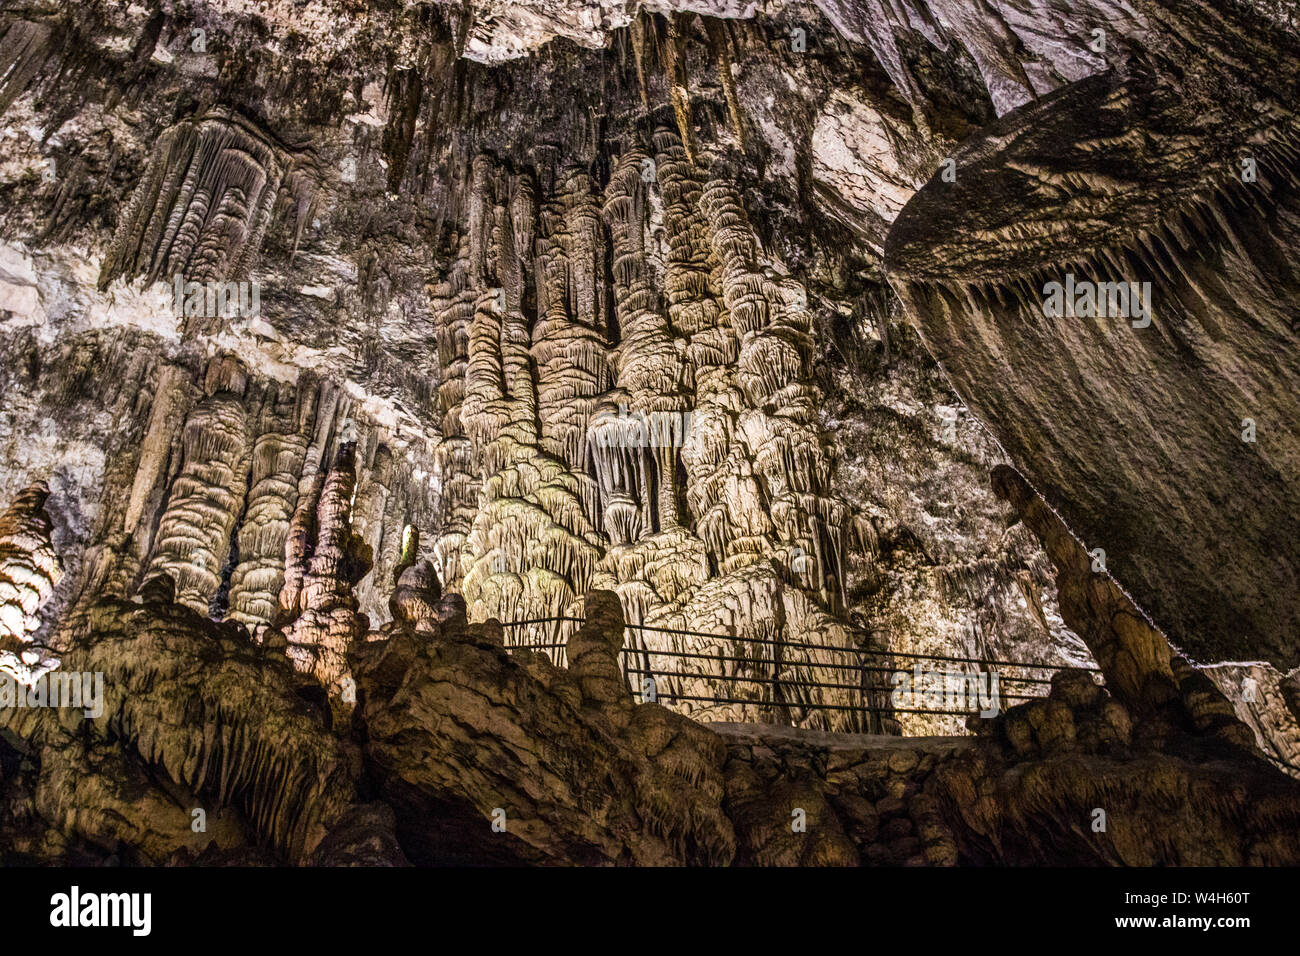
(1, 0, 1298, 867)
(886, 2, 1300, 668)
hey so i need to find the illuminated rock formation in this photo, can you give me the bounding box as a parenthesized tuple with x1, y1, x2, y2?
(885, 5, 1300, 666)
(142, 356, 251, 615)
(419, 137, 866, 728)
(430, 240, 481, 590)
(99, 109, 313, 307)
(280, 444, 371, 706)
(454, 161, 604, 633)
(3, 0, 1299, 872)
(0, 482, 62, 684)
(225, 380, 310, 633)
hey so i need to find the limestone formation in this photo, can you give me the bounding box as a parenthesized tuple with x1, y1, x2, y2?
(0, 20, 52, 115)
(0, 594, 360, 863)
(99, 109, 313, 304)
(1, 0, 1299, 874)
(225, 380, 310, 633)
(352, 588, 735, 865)
(0, 482, 62, 684)
(991, 464, 1257, 754)
(142, 357, 252, 615)
(886, 3, 1300, 667)
(280, 444, 371, 706)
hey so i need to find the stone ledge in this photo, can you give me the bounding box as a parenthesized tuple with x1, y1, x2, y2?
(706, 721, 975, 755)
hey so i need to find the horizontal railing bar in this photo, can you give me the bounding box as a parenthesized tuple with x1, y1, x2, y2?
(619, 666, 1042, 700)
(500, 616, 1098, 672)
(645, 692, 990, 716)
(508, 642, 1066, 685)
(622, 653, 1058, 685)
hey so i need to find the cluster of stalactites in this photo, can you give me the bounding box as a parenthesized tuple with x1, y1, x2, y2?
(0, 19, 53, 115)
(280, 443, 370, 702)
(0, 482, 62, 685)
(436, 153, 606, 637)
(430, 142, 855, 680)
(142, 356, 252, 615)
(98, 109, 313, 319)
(532, 168, 612, 490)
(593, 149, 692, 545)
(224, 379, 314, 634)
(430, 237, 480, 588)
(685, 177, 847, 608)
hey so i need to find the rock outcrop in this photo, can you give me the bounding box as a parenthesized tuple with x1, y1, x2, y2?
(886, 1, 1300, 668)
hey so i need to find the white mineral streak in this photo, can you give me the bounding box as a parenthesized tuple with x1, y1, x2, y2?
(461, 1, 769, 63)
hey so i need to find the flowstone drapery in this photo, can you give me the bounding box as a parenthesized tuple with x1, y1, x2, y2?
(429, 136, 863, 729)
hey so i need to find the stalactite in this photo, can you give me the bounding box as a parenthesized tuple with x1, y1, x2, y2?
(630, 10, 652, 113)
(533, 168, 611, 521)
(349, 442, 394, 623)
(451, 154, 606, 642)
(596, 147, 690, 538)
(697, 176, 848, 610)
(431, 238, 480, 590)
(702, 17, 747, 153)
(663, 13, 697, 167)
(98, 109, 313, 301)
(0, 20, 53, 115)
(79, 363, 196, 607)
(226, 379, 310, 635)
(423, 142, 858, 727)
(885, 57, 1300, 664)
(142, 356, 252, 616)
(281, 444, 370, 705)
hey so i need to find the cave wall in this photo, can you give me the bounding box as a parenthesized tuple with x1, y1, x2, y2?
(884, 2, 1300, 669)
(2, 0, 1294, 747)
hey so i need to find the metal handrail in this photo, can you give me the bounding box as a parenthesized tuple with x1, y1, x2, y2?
(496, 614, 1098, 727)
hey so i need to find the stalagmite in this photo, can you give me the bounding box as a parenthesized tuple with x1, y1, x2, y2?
(597, 148, 690, 538)
(431, 239, 481, 590)
(452, 157, 605, 635)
